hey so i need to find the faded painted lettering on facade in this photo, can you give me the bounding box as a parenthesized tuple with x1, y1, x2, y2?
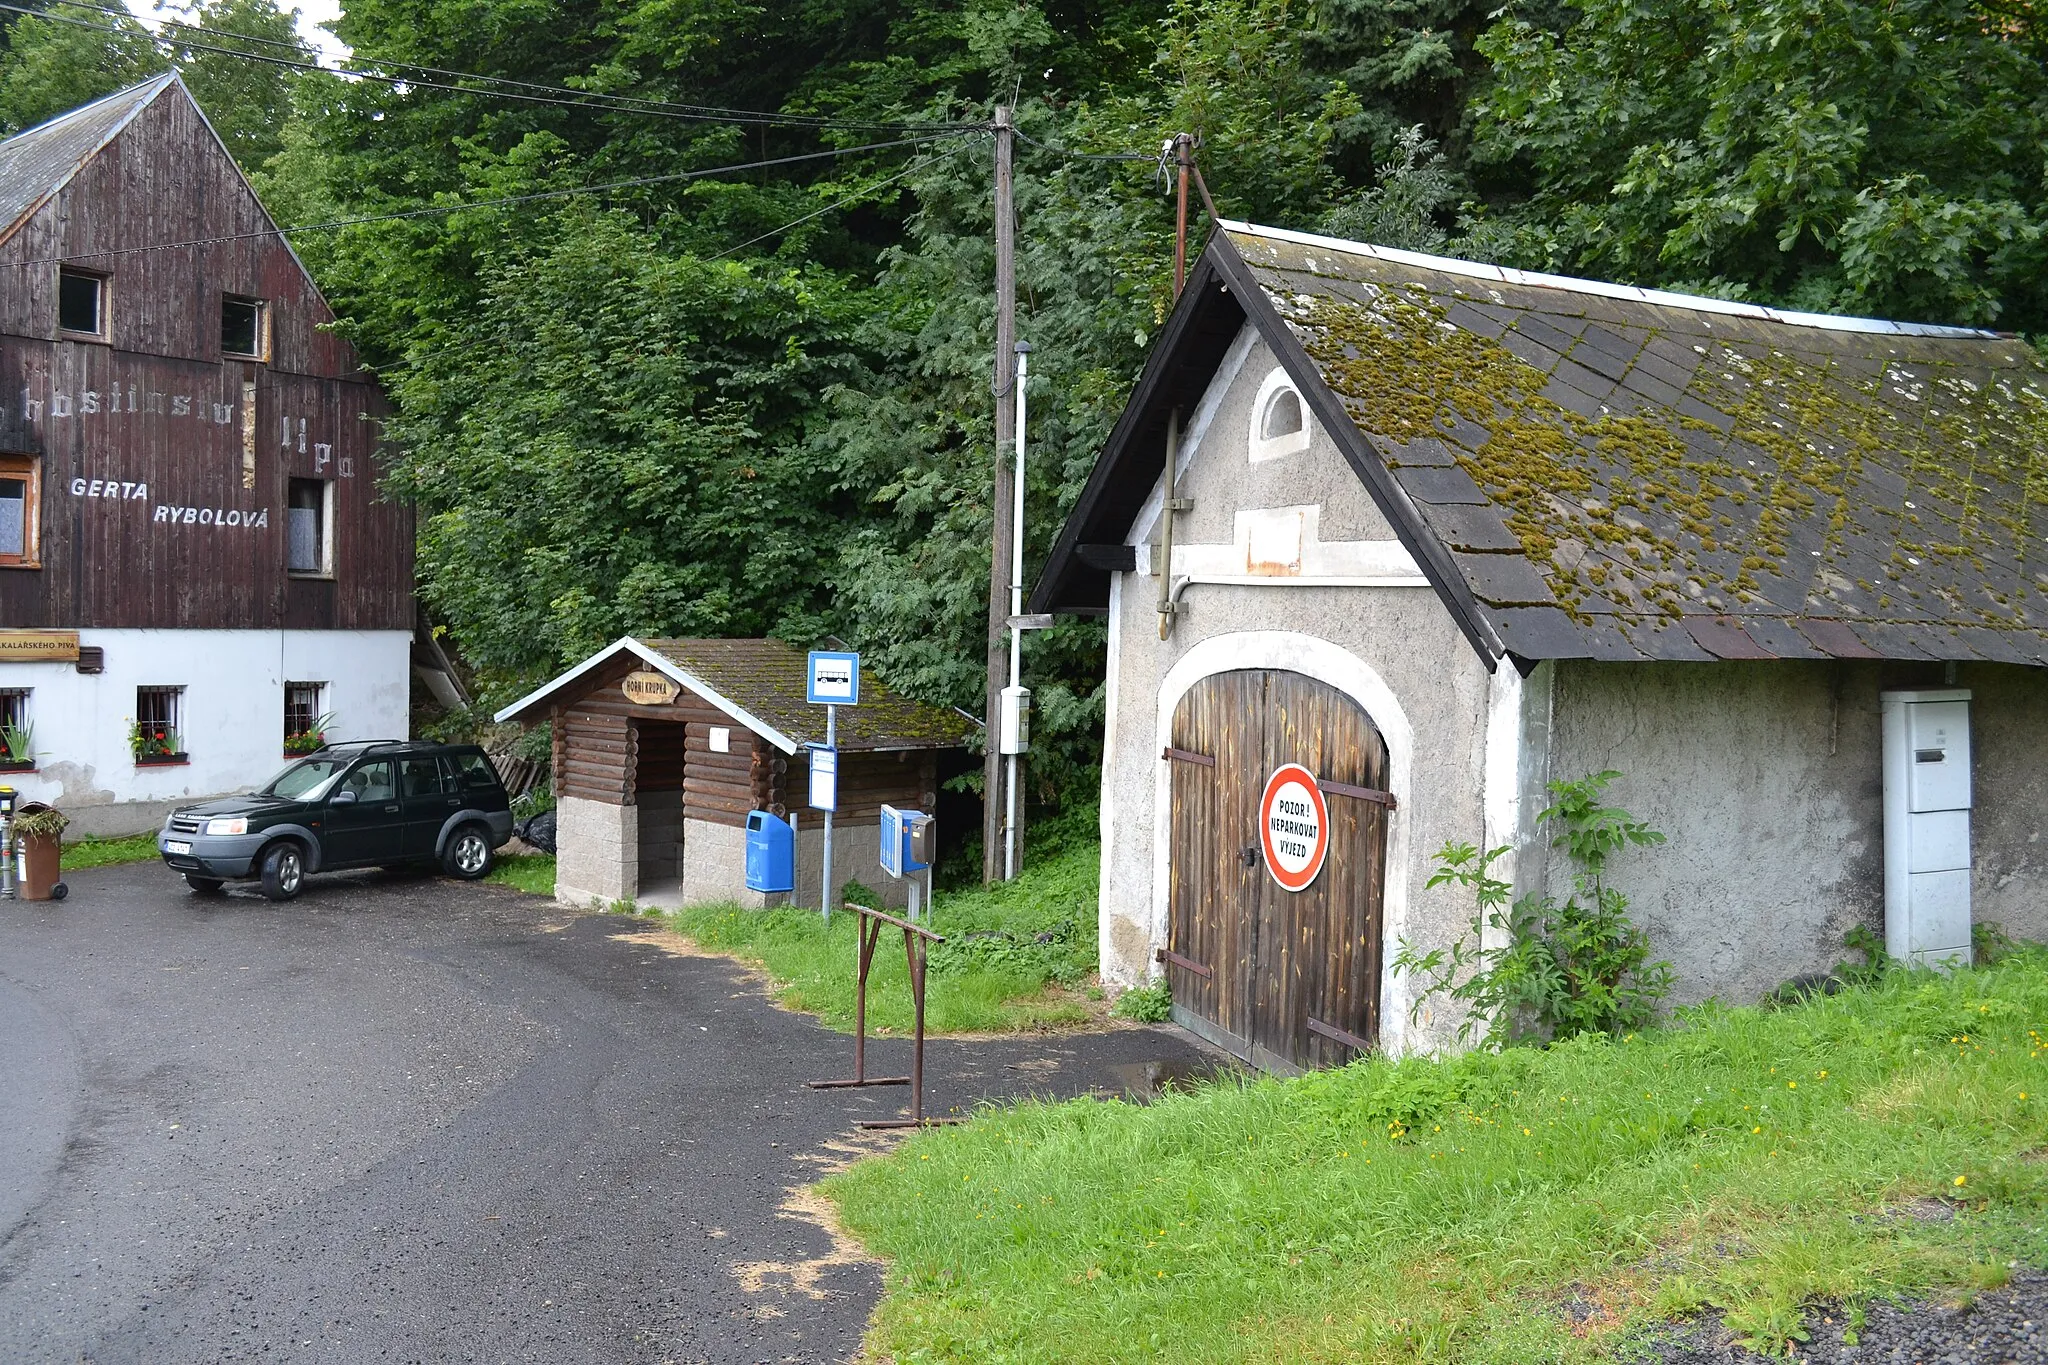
(151, 504, 270, 528)
(69, 478, 150, 500)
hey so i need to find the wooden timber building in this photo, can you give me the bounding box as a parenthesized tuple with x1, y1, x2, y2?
(496, 637, 972, 909)
(0, 75, 410, 835)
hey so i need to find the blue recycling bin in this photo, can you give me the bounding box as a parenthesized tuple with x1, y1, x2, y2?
(744, 810, 795, 893)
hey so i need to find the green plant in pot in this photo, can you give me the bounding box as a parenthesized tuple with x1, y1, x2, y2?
(128, 720, 181, 761)
(0, 720, 30, 767)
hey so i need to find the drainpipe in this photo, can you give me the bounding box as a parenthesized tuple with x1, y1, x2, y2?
(1157, 409, 1189, 640)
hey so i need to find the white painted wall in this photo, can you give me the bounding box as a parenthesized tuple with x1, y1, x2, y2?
(0, 628, 410, 835)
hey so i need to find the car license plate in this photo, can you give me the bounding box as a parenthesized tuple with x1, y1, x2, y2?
(165, 840, 193, 855)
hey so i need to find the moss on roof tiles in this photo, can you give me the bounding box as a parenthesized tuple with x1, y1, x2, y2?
(1233, 232, 2048, 651)
(639, 638, 972, 750)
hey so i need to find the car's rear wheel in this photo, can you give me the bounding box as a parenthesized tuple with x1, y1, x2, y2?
(184, 874, 224, 893)
(442, 824, 494, 880)
(259, 842, 305, 901)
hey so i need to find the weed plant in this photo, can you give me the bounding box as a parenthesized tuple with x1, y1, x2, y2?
(828, 953, 2048, 1362)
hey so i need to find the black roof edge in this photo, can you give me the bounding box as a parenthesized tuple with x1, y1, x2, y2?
(1027, 251, 1246, 615)
(1209, 237, 1505, 666)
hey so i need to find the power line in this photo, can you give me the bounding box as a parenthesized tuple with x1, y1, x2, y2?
(1013, 129, 1155, 164)
(705, 132, 985, 261)
(0, 0, 966, 134)
(4, 132, 980, 268)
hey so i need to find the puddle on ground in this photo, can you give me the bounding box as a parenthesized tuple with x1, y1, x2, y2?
(1100, 1056, 1238, 1102)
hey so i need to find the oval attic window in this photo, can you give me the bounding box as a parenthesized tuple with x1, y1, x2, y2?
(1263, 388, 1303, 441)
(1249, 367, 1311, 462)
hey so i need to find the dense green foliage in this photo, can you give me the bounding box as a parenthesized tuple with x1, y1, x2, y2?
(1, 0, 2040, 814)
(829, 954, 2048, 1360)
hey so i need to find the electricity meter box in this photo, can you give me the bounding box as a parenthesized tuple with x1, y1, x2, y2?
(1881, 689, 1972, 969)
(744, 810, 796, 894)
(879, 804, 934, 880)
(998, 685, 1032, 755)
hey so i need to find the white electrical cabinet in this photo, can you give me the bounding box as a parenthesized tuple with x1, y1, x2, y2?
(999, 684, 1032, 755)
(1880, 689, 1973, 969)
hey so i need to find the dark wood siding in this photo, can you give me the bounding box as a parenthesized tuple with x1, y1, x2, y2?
(0, 83, 407, 631)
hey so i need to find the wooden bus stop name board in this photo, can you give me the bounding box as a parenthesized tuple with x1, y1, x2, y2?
(0, 630, 79, 662)
(621, 670, 680, 706)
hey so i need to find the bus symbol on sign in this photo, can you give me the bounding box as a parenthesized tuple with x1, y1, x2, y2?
(806, 651, 860, 706)
(1259, 763, 1329, 892)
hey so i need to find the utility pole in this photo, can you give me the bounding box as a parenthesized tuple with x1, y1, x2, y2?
(1173, 132, 1192, 297)
(983, 104, 1017, 884)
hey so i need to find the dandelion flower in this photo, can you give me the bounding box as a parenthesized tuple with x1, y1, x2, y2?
(1955, 1175, 1969, 1187)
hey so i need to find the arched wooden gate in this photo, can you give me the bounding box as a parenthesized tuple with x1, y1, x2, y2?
(1164, 670, 1391, 1072)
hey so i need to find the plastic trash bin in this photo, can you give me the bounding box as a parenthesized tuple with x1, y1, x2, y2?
(744, 810, 794, 893)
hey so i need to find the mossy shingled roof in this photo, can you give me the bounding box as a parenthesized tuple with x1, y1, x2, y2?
(493, 636, 975, 751)
(1226, 224, 2048, 664)
(637, 639, 974, 751)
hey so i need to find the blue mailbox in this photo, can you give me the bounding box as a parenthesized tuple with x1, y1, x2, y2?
(744, 810, 795, 893)
(879, 804, 933, 879)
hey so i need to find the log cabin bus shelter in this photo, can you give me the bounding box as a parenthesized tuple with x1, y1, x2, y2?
(495, 638, 973, 911)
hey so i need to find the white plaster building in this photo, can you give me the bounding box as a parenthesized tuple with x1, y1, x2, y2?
(1032, 222, 2048, 1069)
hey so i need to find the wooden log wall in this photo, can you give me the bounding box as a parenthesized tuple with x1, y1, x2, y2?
(777, 749, 939, 823)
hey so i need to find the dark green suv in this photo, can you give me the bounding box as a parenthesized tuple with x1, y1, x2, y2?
(157, 741, 515, 900)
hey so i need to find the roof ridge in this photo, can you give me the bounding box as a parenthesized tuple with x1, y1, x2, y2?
(1220, 219, 2002, 341)
(0, 71, 176, 146)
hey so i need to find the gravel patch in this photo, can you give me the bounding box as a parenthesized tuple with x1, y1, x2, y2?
(1646, 1269, 2048, 1364)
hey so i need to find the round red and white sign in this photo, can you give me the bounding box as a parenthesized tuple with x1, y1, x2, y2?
(1259, 763, 1329, 892)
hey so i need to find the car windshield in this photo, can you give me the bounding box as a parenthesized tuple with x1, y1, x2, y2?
(259, 755, 353, 800)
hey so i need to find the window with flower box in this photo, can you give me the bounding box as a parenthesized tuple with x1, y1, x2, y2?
(284, 682, 329, 754)
(133, 686, 185, 763)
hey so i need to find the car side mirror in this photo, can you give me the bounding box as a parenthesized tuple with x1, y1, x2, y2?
(331, 790, 358, 805)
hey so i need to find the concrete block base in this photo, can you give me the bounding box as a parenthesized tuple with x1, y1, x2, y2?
(555, 795, 636, 909)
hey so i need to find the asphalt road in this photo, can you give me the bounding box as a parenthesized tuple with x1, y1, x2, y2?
(0, 861, 1217, 1364)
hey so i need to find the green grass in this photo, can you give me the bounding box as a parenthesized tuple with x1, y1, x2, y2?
(60, 832, 162, 869)
(664, 843, 1100, 1035)
(485, 853, 557, 896)
(826, 955, 2048, 1363)
(474, 841, 1101, 1035)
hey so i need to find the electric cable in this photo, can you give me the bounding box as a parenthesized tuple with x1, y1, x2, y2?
(0, 0, 968, 133)
(2, 130, 981, 267)
(704, 131, 985, 261)
(1012, 129, 1155, 163)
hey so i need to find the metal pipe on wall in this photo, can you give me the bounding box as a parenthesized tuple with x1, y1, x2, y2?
(1004, 344, 1031, 881)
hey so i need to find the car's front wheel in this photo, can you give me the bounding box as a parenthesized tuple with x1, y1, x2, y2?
(259, 842, 305, 902)
(184, 874, 224, 894)
(442, 824, 494, 881)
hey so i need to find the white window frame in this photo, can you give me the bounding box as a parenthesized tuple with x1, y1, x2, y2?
(286, 477, 334, 577)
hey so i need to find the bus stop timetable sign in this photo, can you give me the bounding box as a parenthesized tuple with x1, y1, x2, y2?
(806, 651, 860, 706)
